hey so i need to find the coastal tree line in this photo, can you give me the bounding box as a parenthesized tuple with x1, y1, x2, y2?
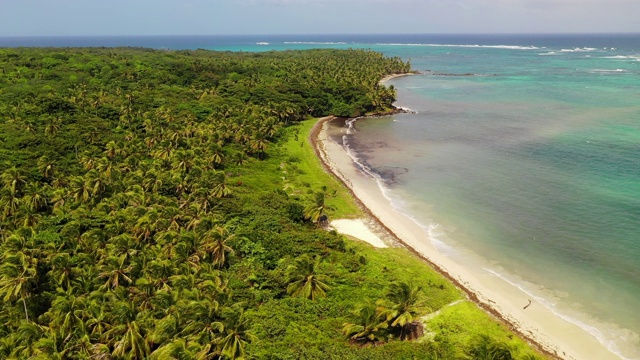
(0, 47, 541, 359)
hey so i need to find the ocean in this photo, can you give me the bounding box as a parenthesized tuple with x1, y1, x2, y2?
(2, 33, 639, 358)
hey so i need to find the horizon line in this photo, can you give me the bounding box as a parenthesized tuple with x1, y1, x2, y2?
(2, 32, 640, 38)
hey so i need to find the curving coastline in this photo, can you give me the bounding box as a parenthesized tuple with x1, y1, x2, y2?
(309, 110, 622, 359)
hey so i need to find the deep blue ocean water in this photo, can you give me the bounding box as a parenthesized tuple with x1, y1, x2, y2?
(2, 33, 639, 358)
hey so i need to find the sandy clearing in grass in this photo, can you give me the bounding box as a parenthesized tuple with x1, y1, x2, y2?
(330, 218, 388, 248)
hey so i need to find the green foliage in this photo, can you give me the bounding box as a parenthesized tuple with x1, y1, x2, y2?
(0, 47, 543, 359)
(342, 303, 389, 343)
(426, 301, 544, 359)
(280, 119, 360, 219)
(285, 255, 330, 300)
(343, 281, 427, 344)
(464, 334, 515, 360)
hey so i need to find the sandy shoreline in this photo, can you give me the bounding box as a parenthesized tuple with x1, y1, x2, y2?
(311, 115, 621, 360)
(379, 72, 416, 82)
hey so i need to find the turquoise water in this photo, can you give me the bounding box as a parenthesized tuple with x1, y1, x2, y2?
(340, 39, 640, 358)
(5, 34, 638, 358)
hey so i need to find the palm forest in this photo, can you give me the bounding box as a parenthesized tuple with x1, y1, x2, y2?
(0, 47, 545, 359)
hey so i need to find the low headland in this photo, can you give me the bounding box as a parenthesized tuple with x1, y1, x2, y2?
(310, 77, 622, 360)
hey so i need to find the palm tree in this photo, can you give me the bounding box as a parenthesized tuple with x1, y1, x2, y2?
(85, 302, 112, 340)
(45, 289, 88, 343)
(48, 252, 76, 290)
(147, 312, 180, 346)
(145, 258, 175, 290)
(151, 339, 215, 360)
(249, 136, 268, 159)
(21, 182, 49, 212)
(132, 208, 163, 242)
(8, 321, 45, 358)
(142, 169, 164, 193)
(96, 157, 115, 181)
(231, 152, 249, 166)
(211, 183, 232, 199)
(210, 171, 232, 198)
(1, 190, 22, 220)
(23, 119, 38, 133)
(31, 329, 66, 359)
(85, 169, 107, 199)
(377, 281, 427, 340)
(70, 84, 89, 112)
(180, 298, 224, 343)
(91, 89, 109, 115)
(285, 255, 330, 300)
(44, 116, 62, 138)
(201, 226, 235, 269)
(464, 334, 515, 360)
(1, 167, 26, 195)
(106, 301, 150, 359)
(218, 307, 256, 360)
(172, 149, 196, 174)
(37, 156, 55, 179)
(303, 187, 335, 225)
(342, 303, 389, 344)
(19, 208, 42, 228)
(153, 141, 175, 162)
(104, 140, 123, 159)
(50, 188, 66, 214)
(0, 251, 38, 321)
(209, 145, 225, 168)
(98, 254, 133, 290)
(68, 176, 91, 204)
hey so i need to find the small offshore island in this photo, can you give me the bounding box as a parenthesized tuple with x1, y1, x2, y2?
(0, 46, 572, 359)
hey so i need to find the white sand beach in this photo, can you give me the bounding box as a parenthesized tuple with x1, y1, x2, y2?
(330, 218, 388, 248)
(313, 117, 621, 360)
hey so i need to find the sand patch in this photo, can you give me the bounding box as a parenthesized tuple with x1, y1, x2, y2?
(331, 218, 388, 248)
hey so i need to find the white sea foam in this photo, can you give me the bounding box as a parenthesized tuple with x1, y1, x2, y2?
(284, 41, 347, 45)
(561, 47, 598, 52)
(396, 106, 417, 114)
(484, 268, 635, 360)
(589, 69, 629, 74)
(375, 43, 541, 50)
(602, 55, 640, 61)
(538, 51, 559, 56)
(384, 198, 458, 256)
(256, 42, 269, 45)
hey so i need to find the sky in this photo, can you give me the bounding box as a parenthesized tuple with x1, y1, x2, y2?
(1, 0, 638, 36)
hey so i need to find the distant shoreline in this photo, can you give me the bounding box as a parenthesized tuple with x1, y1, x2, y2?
(309, 77, 622, 360)
(379, 72, 416, 82)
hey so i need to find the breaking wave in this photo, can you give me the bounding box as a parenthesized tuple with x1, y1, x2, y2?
(375, 43, 542, 50)
(561, 47, 598, 52)
(602, 55, 640, 61)
(284, 41, 347, 45)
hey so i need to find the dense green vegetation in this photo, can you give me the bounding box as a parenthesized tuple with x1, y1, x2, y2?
(0, 47, 542, 359)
